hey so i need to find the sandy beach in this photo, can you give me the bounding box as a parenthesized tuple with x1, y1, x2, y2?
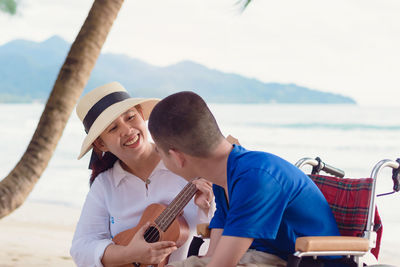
(0, 201, 79, 267)
(0, 200, 399, 267)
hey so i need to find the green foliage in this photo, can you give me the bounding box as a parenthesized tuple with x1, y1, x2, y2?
(242, 0, 252, 9)
(0, 0, 17, 15)
(236, 0, 252, 11)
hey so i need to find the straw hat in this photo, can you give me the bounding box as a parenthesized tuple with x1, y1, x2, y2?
(76, 82, 159, 159)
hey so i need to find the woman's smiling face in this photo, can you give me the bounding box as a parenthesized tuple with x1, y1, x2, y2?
(95, 106, 149, 160)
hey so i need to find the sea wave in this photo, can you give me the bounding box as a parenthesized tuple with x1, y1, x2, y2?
(240, 122, 400, 131)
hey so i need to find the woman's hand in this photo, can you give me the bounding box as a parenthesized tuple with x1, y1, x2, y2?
(192, 178, 213, 213)
(125, 222, 177, 265)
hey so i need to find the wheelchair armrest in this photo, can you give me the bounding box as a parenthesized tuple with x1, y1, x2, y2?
(295, 236, 369, 252)
(196, 223, 211, 238)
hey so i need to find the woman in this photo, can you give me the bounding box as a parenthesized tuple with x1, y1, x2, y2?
(70, 82, 213, 267)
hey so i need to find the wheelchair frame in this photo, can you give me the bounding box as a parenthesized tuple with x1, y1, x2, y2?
(291, 157, 400, 267)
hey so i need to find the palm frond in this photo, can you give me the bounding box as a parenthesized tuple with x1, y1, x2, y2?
(236, 0, 252, 12)
(0, 0, 17, 15)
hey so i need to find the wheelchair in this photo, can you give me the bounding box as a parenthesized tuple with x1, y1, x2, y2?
(287, 156, 400, 267)
(191, 154, 400, 267)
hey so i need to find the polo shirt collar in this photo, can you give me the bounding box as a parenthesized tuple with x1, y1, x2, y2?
(112, 159, 169, 187)
(112, 160, 128, 187)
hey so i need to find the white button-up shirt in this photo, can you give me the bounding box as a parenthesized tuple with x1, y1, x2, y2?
(70, 160, 211, 267)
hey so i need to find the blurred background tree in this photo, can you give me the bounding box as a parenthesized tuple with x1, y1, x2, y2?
(0, 0, 17, 15)
(0, 0, 252, 219)
(0, 0, 124, 219)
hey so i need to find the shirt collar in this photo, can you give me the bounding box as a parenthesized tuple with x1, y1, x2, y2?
(112, 160, 128, 187)
(112, 159, 169, 187)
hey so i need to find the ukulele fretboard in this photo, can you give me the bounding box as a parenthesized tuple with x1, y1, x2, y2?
(155, 182, 198, 232)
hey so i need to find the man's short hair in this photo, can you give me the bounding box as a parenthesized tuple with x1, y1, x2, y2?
(148, 91, 223, 157)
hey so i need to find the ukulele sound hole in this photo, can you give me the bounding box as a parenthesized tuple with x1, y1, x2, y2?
(144, 226, 160, 243)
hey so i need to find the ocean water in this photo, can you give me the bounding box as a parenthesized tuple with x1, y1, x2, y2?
(1, 103, 399, 263)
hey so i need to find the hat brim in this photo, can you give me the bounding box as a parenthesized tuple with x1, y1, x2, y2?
(78, 98, 159, 159)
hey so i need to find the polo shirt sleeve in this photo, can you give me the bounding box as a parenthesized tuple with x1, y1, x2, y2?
(209, 184, 227, 229)
(222, 169, 288, 240)
(70, 179, 113, 267)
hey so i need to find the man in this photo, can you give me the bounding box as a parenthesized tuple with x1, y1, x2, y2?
(148, 91, 339, 267)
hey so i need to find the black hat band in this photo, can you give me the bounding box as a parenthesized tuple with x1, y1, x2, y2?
(83, 91, 130, 133)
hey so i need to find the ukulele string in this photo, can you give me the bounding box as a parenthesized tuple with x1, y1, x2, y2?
(144, 183, 197, 243)
(145, 184, 196, 242)
(145, 189, 191, 243)
(144, 183, 192, 242)
(157, 183, 197, 230)
(160, 186, 197, 229)
(158, 183, 196, 229)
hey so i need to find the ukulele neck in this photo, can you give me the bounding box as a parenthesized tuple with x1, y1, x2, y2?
(155, 182, 198, 232)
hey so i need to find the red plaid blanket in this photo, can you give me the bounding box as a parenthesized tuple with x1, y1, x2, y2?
(309, 174, 382, 258)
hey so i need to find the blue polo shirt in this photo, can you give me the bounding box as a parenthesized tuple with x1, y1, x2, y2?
(209, 145, 339, 260)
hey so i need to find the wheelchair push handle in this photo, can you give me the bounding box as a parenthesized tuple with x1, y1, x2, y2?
(371, 158, 400, 196)
(392, 158, 400, 192)
(320, 162, 345, 178)
(365, 158, 400, 234)
(295, 157, 345, 178)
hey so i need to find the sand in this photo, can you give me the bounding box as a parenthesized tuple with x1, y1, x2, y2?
(0, 201, 398, 267)
(0, 201, 80, 267)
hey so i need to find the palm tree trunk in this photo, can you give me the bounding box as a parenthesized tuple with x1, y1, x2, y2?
(0, 0, 124, 219)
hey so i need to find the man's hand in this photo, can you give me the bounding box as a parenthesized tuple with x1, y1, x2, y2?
(125, 222, 177, 264)
(192, 178, 213, 212)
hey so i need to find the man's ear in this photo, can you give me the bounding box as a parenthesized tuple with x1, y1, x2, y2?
(93, 138, 109, 152)
(168, 149, 186, 169)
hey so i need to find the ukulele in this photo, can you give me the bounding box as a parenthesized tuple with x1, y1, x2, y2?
(112, 181, 199, 267)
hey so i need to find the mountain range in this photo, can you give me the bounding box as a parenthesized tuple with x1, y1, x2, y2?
(0, 36, 355, 104)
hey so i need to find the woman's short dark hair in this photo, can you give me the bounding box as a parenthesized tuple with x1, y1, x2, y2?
(148, 91, 223, 157)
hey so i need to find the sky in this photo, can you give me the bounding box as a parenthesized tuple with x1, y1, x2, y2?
(1, 0, 400, 106)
